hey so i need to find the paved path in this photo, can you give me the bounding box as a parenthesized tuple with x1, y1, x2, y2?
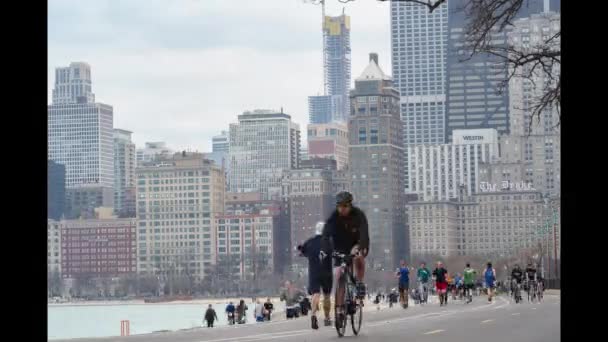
(53, 294, 559, 342)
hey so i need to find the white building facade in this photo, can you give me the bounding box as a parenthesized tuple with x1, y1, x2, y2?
(135, 152, 225, 280)
(406, 129, 499, 201)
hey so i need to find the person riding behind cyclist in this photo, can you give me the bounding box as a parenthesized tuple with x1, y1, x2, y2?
(463, 263, 476, 303)
(525, 262, 537, 283)
(395, 260, 410, 308)
(320, 191, 370, 321)
(297, 222, 333, 329)
(432, 261, 449, 306)
(484, 262, 497, 303)
(225, 301, 236, 324)
(417, 262, 431, 303)
(511, 264, 524, 285)
(511, 264, 524, 300)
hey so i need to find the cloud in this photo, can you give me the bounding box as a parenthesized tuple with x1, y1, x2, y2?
(48, 0, 391, 151)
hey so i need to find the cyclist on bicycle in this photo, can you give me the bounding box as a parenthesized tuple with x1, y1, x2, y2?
(320, 191, 370, 321)
(463, 263, 476, 303)
(525, 262, 537, 283)
(225, 301, 236, 325)
(417, 262, 431, 304)
(525, 262, 538, 300)
(511, 264, 524, 301)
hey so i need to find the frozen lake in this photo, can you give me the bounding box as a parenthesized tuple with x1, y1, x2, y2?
(48, 300, 284, 340)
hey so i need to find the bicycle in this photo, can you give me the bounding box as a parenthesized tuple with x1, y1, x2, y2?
(513, 281, 522, 304)
(332, 252, 363, 338)
(227, 312, 235, 325)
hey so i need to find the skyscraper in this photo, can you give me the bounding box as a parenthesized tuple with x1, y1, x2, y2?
(349, 53, 406, 268)
(444, 0, 560, 142)
(48, 62, 114, 218)
(307, 13, 351, 124)
(390, 1, 448, 145)
(324, 14, 351, 122)
(445, 0, 509, 142)
(229, 109, 301, 200)
(114, 129, 136, 217)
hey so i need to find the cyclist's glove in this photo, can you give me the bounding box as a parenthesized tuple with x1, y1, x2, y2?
(319, 250, 327, 262)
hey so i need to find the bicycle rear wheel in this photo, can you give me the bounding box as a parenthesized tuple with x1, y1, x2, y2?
(349, 283, 363, 335)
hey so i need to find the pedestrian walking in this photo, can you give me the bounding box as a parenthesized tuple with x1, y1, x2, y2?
(204, 304, 218, 328)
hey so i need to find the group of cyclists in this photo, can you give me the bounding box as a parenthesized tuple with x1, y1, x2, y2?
(509, 263, 545, 303)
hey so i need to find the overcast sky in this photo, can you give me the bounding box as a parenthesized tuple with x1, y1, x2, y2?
(48, 0, 391, 151)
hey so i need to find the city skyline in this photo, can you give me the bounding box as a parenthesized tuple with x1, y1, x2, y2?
(48, 0, 391, 152)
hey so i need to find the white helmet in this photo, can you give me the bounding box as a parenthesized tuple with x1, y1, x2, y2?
(315, 222, 325, 235)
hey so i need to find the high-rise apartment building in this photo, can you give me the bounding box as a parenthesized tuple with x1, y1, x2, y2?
(349, 53, 406, 268)
(48, 160, 66, 220)
(48, 62, 114, 218)
(114, 129, 136, 218)
(229, 109, 301, 200)
(390, 1, 448, 145)
(307, 122, 349, 171)
(135, 152, 225, 280)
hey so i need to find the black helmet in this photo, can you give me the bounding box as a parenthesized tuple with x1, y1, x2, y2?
(336, 191, 353, 205)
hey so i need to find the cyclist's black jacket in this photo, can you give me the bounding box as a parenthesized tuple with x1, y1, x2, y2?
(511, 269, 523, 283)
(320, 206, 370, 256)
(525, 267, 537, 281)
